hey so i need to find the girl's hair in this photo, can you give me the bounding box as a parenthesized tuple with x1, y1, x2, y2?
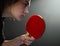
(0, 0, 19, 14)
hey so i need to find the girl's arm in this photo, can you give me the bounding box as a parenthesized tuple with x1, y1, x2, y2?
(2, 33, 35, 46)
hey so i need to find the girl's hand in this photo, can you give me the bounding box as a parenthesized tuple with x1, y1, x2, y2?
(20, 32, 35, 45)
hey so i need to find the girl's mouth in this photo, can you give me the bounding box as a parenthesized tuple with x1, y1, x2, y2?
(19, 15, 25, 19)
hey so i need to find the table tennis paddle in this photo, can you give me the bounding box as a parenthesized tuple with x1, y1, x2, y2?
(21, 14, 45, 46)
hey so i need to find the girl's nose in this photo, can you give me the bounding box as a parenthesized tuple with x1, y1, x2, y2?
(24, 8, 29, 15)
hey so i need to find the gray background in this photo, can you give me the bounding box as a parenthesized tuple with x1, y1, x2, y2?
(3, 0, 60, 46)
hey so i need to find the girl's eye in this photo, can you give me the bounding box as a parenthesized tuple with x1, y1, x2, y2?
(24, 3, 28, 7)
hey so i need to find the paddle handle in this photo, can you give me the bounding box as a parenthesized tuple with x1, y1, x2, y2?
(20, 43, 27, 46)
(20, 34, 31, 46)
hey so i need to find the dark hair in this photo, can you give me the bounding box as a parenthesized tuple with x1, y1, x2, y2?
(0, 0, 19, 14)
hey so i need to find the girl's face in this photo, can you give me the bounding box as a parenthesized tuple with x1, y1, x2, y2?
(4, 0, 31, 21)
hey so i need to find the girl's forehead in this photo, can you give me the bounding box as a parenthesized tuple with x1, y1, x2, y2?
(20, 0, 31, 3)
(20, 0, 31, 6)
(23, 0, 30, 2)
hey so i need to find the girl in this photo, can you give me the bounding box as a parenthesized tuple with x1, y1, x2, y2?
(0, 0, 35, 46)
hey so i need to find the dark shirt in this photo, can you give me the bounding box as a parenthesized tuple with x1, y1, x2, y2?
(0, 16, 5, 46)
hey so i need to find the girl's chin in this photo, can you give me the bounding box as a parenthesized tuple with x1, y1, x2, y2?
(16, 16, 24, 21)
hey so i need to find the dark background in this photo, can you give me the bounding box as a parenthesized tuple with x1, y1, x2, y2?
(3, 0, 60, 46)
